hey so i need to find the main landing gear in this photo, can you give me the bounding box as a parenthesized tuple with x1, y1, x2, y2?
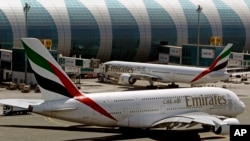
(146, 78, 158, 89)
(146, 85, 158, 89)
(167, 82, 179, 88)
(145, 80, 180, 89)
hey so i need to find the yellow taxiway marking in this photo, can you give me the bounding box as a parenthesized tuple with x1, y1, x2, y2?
(44, 117, 69, 126)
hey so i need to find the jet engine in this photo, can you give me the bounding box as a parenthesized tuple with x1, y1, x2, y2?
(119, 74, 136, 85)
(213, 118, 240, 135)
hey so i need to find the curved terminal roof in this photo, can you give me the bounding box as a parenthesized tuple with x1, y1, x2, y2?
(0, 0, 249, 61)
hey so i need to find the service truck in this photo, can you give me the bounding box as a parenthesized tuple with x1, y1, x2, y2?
(2, 105, 31, 116)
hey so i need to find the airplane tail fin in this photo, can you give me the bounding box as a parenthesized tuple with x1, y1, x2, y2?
(191, 43, 233, 83)
(207, 43, 233, 72)
(21, 38, 84, 101)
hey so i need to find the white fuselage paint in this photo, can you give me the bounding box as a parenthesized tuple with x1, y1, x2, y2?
(103, 61, 230, 85)
(32, 87, 244, 128)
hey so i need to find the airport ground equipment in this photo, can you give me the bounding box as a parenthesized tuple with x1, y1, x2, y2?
(3, 105, 30, 116)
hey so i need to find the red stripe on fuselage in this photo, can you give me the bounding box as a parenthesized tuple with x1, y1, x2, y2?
(191, 69, 210, 83)
(208, 56, 220, 71)
(191, 56, 221, 83)
(48, 62, 116, 121)
(75, 96, 117, 121)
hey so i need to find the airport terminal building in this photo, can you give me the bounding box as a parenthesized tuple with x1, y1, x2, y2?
(0, 0, 250, 62)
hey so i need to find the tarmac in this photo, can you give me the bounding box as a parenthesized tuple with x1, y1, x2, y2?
(0, 78, 249, 141)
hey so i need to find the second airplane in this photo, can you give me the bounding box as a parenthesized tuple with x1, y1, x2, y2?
(99, 44, 232, 88)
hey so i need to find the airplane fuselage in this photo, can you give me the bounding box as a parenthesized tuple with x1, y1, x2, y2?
(7, 38, 241, 135)
(33, 87, 244, 128)
(0, 38, 241, 134)
(103, 61, 230, 85)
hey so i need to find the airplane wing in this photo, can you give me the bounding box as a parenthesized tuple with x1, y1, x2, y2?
(112, 72, 160, 80)
(0, 99, 44, 109)
(130, 73, 161, 80)
(151, 112, 225, 130)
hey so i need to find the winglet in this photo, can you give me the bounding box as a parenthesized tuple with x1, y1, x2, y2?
(191, 43, 233, 83)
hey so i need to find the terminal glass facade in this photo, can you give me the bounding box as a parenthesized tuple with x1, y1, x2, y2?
(213, 0, 245, 52)
(0, 10, 12, 49)
(107, 0, 140, 61)
(182, 44, 223, 67)
(0, 0, 249, 62)
(144, 0, 177, 61)
(179, 0, 212, 45)
(21, 0, 58, 50)
(65, 0, 100, 58)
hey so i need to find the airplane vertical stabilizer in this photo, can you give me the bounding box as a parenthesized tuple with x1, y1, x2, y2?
(208, 43, 233, 72)
(21, 38, 84, 101)
(191, 43, 233, 83)
(21, 38, 116, 121)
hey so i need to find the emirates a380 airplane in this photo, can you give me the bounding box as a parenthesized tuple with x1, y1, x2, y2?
(0, 38, 245, 135)
(100, 44, 233, 88)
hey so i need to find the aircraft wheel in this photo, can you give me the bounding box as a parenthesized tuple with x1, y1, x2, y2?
(168, 83, 179, 88)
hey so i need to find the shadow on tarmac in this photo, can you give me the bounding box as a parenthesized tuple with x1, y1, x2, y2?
(121, 85, 190, 91)
(0, 125, 226, 141)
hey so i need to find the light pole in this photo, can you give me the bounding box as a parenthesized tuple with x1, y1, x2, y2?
(23, 3, 30, 84)
(196, 5, 202, 66)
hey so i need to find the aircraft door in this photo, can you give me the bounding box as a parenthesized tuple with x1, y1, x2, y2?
(104, 96, 113, 109)
(122, 108, 130, 126)
(160, 105, 166, 114)
(166, 69, 176, 82)
(226, 93, 233, 111)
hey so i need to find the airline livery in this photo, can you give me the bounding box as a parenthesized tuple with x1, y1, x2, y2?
(0, 38, 245, 135)
(99, 44, 232, 88)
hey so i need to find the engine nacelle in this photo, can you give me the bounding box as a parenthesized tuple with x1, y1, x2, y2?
(213, 118, 240, 135)
(119, 74, 136, 85)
